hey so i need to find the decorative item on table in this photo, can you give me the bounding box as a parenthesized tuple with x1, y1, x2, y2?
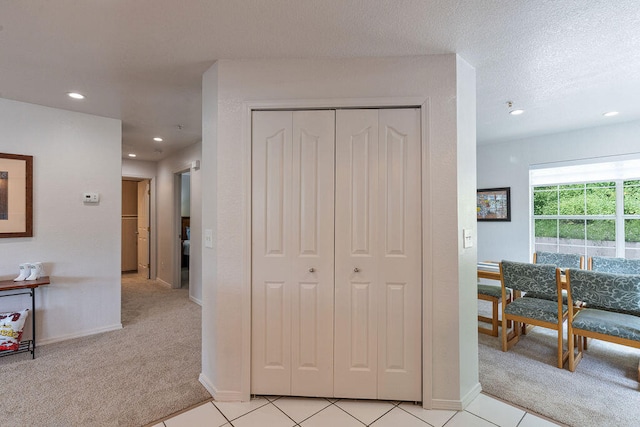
(0, 309, 29, 351)
(13, 262, 44, 281)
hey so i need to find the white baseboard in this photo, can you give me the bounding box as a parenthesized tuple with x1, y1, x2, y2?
(38, 323, 123, 346)
(198, 373, 244, 402)
(460, 382, 483, 408)
(189, 295, 202, 306)
(156, 278, 172, 288)
(430, 382, 482, 411)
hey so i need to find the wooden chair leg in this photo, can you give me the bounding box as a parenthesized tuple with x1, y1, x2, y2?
(478, 294, 501, 337)
(558, 327, 569, 369)
(491, 298, 499, 336)
(568, 332, 583, 372)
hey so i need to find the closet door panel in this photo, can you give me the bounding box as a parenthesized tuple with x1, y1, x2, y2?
(334, 109, 378, 398)
(251, 111, 293, 395)
(291, 110, 335, 396)
(377, 109, 422, 401)
(252, 108, 422, 400)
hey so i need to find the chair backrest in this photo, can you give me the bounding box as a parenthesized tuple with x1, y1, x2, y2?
(589, 256, 640, 274)
(534, 251, 583, 269)
(501, 260, 558, 295)
(566, 269, 640, 316)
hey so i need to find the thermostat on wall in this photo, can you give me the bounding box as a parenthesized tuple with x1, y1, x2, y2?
(83, 192, 100, 203)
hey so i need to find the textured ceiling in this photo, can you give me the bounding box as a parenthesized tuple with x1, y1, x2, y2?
(1, 1, 639, 160)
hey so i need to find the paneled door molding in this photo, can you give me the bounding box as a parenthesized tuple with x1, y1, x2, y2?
(251, 108, 422, 401)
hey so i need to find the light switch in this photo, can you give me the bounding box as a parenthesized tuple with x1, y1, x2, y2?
(463, 228, 473, 248)
(204, 229, 213, 248)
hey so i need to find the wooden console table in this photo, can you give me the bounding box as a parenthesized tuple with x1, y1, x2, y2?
(0, 276, 50, 359)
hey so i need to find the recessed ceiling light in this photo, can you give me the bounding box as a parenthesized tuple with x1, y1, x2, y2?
(128, 153, 137, 158)
(603, 111, 619, 117)
(67, 92, 85, 100)
(509, 109, 525, 116)
(153, 137, 163, 142)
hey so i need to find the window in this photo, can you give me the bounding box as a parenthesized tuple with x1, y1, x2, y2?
(530, 159, 640, 260)
(624, 180, 640, 259)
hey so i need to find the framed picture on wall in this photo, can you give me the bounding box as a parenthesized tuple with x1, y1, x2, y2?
(477, 187, 510, 222)
(0, 153, 33, 238)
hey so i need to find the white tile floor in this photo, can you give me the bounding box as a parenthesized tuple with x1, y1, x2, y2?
(152, 393, 561, 427)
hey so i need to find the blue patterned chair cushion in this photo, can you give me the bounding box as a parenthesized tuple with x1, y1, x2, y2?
(501, 260, 558, 296)
(478, 284, 510, 299)
(535, 251, 582, 269)
(505, 297, 567, 324)
(524, 253, 578, 304)
(567, 269, 640, 316)
(523, 290, 568, 305)
(572, 309, 640, 342)
(590, 256, 640, 274)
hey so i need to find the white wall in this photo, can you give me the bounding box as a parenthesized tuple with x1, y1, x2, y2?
(456, 56, 479, 397)
(201, 55, 479, 408)
(477, 120, 640, 263)
(122, 159, 157, 180)
(0, 98, 122, 344)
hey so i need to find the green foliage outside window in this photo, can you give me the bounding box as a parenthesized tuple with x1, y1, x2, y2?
(533, 187, 558, 215)
(624, 180, 640, 215)
(533, 181, 640, 242)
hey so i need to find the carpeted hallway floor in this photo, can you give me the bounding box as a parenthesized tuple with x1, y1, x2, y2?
(0, 273, 211, 427)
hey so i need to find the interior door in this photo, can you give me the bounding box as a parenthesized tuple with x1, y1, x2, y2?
(334, 109, 380, 398)
(251, 110, 335, 396)
(251, 108, 421, 400)
(375, 109, 422, 401)
(137, 180, 150, 279)
(334, 109, 422, 400)
(290, 110, 335, 396)
(121, 217, 138, 271)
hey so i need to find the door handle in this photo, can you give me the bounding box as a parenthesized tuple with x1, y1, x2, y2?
(309, 268, 315, 273)
(353, 267, 360, 273)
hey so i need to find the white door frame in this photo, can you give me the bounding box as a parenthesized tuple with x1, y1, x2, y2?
(240, 97, 433, 407)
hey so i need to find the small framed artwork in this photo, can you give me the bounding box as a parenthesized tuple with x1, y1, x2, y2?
(477, 187, 510, 222)
(0, 153, 33, 238)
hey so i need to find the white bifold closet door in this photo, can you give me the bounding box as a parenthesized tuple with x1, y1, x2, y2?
(252, 108, 421, 401)
(251, 110, 336, 397)
(333, 109, 422, 401)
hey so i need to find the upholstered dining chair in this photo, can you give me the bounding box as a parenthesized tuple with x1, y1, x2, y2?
(500, 260, 569, 368)
(589, 256, 640, 274)
(565, 268, 640, 379)
(534, 251, 584, 269)
(527, 251, 584, 303)
(478, 283, 511, 337)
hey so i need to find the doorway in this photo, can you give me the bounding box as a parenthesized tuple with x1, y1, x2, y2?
(121, 178, 151, 278)
(176, 171, 191, 289)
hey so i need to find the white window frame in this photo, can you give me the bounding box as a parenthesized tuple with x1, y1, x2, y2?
(530, 157, 640, 259)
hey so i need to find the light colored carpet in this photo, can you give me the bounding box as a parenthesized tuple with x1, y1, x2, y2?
(478, 302, 640, 427)
(0, 274, 211, 426)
